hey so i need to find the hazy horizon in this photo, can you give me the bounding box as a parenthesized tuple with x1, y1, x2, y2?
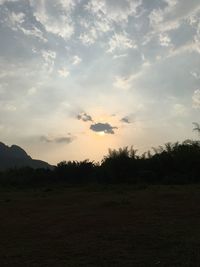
(0, 0, 200, 164)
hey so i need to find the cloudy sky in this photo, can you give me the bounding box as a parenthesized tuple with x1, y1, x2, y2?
(0, 0, 200, 164)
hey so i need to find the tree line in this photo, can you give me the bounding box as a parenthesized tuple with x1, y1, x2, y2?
(1, 137, 200, 187)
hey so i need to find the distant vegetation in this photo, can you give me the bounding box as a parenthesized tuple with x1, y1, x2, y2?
(1, 138, 200, 187)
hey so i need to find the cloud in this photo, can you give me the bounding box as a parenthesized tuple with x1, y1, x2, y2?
(58, 67, 70, 78)
(80, 0, 142, 47)
(0, 0, 18, 5)
(90, 122, 118, 134)
(20, 26, 47, 42)
(27, 87, 37, 96)
(145, 1, 185, 48)
(159, 33, 172, 47)
(77, 112, 93, 122)
(0, 0, 200, 162)
(5, 9, 47, 42)
(79, 27, 98, 46)
(78, 16, 111, 46)
(188, 7, 200, 26)
(165, 0, 178, 8)
(171, 103, 189, 117)
(113, 63, 152, 90)
(148, 0, 179, 31)
(30, 0, 75, 40)
(5, 10, 25, 31)
(1, 103, 17, 112)
(55, 137, 74, 144)
(191, 71, 200, 79)
(107, 32, 137, 53)
(193, 20, 200, 53)
(9, 11, 25, 25)
(167, 40, 199, 58)
(40, 134, 75, 144)
(113, 53, 128, 59)
(72, 55, 82, 65)
(149, 9, 164, 28)
(41, 50, 56, 73)
(192, 89, 200, 108)
(121, 116, 131, 124)
(113, 75, 133, 90)
(41, 50, 56, 61)
(85, 0, 142, 24)
(146, 0, 200, 54)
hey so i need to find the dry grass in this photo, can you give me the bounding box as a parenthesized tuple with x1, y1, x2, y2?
(1, 184, 200, 266)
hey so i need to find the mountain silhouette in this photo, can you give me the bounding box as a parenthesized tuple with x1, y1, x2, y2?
(0, 142, 52, 170)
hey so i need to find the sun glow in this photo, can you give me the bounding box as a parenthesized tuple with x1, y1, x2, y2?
(97, 131, 106, 136)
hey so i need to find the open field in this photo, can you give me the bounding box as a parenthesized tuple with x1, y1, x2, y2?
(1, 184, 200, 266)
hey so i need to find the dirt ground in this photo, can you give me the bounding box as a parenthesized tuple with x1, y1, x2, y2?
(0, 184, 200, 266)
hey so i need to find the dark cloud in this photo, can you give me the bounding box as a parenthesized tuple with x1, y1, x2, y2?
(121, 116, 131, 123)
(40, 135, 75, 144)
(55, 137, 74, 144)
(77, 112, 93, 122)
(90, 123, 118, 134)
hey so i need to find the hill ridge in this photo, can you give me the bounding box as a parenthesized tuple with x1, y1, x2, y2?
(0, 142, 52, 170)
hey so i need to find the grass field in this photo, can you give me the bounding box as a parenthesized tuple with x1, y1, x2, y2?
(1, 184, 200, 266)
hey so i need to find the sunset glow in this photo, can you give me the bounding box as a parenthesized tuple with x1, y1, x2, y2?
(0, 0, 200, 164)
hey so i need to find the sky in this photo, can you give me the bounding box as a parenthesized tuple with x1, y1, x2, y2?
(0, 0, 200, 164)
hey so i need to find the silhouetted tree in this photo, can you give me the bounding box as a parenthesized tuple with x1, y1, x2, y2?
(101, 147, 139, 183)
(1, 136, 200, 187)
(55, 159, 95, 184)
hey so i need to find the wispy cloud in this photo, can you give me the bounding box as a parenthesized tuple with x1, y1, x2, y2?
(192, 89, 200, 108)
(121, 116, 131, 124)
(30, 0, 75, 40)
(159, 33, 172, 47)
(107, 32, 137, 53)
(41, 50, 56, 73)
(40, 134, 75, 144)
(77, 112, 93, 122)
(113, 75, 133, 90)
(58, 67, 70, 78)
(79, 27, 98, 46)
(85, 0, 142, 24)
(191, 71, 200, 79)
(171, 103, 189, 117)
(0, 0, 200, 163)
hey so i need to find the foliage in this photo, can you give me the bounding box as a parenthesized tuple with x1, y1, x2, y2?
(1, 139, 200, 186)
